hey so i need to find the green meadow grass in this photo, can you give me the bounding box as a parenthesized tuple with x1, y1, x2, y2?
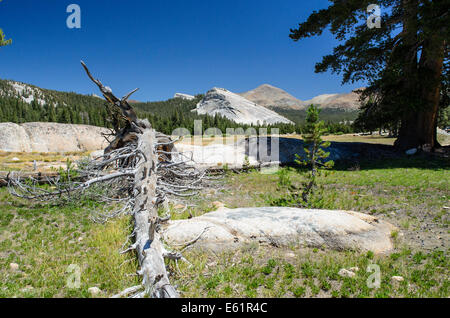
(169, 156, 449, 298)
(173, 245, 448, 298)
(0, 190, 139, 298)
(0, 156, 448, 297)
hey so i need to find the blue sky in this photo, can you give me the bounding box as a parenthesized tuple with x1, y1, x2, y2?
(0, 0, 366, 102)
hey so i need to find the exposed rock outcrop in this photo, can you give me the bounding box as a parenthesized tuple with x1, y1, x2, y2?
(174, 93, 195, 100)
(0, 81, 47, 106)
(193, 87, 293, 125)
(0, 122, 108, 152)
(163, 207, 397, 254)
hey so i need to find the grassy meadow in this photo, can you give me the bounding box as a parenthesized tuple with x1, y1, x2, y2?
(169, 156, 448, 297)
(0, 150, 448, 297)
(0, 189, 140, 297)
(0, 150, 92, 172)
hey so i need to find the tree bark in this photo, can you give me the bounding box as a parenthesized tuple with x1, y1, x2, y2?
(395, 36, 445, 151)
(132, 129, 178, 298)
(394, 1, 445, 151)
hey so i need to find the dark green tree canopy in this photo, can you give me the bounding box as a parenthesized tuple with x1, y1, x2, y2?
(290, 0, 449, 150)
(290, 0, 448, 84)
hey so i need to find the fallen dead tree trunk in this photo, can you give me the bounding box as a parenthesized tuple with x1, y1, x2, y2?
(129, 130, 178, 297)
(80, 61, 182, 297)
(8, 61, 207, 298)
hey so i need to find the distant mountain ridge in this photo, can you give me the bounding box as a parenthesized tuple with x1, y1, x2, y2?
(0, 78, 114, 127)
(303, 90, 363, 110)
(239, 84, 304, 110)
(0, 79, 298, 137)
(0, 80, 63, 107)
(239, 84, 363, 111)
(0, 78, 359, 135)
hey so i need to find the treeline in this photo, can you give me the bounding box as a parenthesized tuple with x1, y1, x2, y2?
(0, 79, 356, 135)
(0, 96, 110, 127)
(270, 107, 358, 124)
(0, 79, 110, 126)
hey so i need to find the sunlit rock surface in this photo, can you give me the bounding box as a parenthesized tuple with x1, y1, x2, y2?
(193, 87, 293, 125)
(0, 122, 109, 152)
(163, 207, 397, 254)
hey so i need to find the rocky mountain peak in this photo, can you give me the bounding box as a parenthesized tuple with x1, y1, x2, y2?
(240, 84, 364, 111)
(193, 87, 293, 125)
(239, 84, 304, 110)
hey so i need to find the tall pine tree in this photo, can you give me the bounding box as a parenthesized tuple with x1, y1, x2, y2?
(290, 0, 449, 150)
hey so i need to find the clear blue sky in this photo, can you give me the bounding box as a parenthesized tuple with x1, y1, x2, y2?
(0, 0, 366, 102)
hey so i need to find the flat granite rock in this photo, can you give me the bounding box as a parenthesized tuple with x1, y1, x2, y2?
(163, 207, 398, 254)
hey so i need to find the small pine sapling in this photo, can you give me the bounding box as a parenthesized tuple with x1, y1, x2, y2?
(295, 105, 334, 204)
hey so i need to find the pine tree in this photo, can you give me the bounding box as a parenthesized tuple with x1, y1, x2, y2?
(290, 0, 449, 150)
(295, 105, 334, 204)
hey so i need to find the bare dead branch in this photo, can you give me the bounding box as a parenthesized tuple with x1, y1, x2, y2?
(80, 60, 140, 126)
(122, 88, 139, 102)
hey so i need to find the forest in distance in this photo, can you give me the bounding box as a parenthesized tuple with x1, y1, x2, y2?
(0, 78, 359, 135)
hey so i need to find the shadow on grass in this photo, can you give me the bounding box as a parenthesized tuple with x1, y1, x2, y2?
(284, 148, 449, 172)
(333, 153, 449, 171)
